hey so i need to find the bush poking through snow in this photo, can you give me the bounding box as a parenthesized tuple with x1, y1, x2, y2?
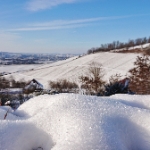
(109, 73, 122, 83)
(145, 47, 150, 55)
(104, 81, 130, 96)
(104, 74, 131, 96)
(79, 62, 105, 95)
(49, 79, 78, 93)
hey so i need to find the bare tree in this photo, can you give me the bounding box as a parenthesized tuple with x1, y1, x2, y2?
(79, 62, 105, 95)
(128, 39, 135, 49)
(142, 37, 147, 45)
(109, 74, 122, 83)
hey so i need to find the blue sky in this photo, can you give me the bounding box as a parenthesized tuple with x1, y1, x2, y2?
(0, 0, 150, 54)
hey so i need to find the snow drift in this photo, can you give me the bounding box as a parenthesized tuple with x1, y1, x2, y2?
(0, 94, 150, 150)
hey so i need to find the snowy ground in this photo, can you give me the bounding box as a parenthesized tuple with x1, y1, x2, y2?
(0, 94, 150, 150)
(4, 52, 141, 88)
(0, 64, 41, 74)
(110, 43, 150, 52)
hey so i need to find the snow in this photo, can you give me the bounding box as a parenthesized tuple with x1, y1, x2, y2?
(4, 52, 141, 88)
(1, 94, 150, 150)
(0, 64, 41, 74)
(128, 43, 150, 50)
(110, 43, 150, 52)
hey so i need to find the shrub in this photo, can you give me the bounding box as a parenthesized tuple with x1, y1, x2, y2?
(104, 74, 131, 96)
(0, 76, 10, 89)
(109, 74, 122, 83)
(145, 47, 150, 55)
(49, 79, 78, 93)
(104, 81, 130, 96)
(79, 62, 105, 95)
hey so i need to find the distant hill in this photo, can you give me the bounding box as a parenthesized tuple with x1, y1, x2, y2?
(87, 36, 150, 54)
(5, 52, 142, 88)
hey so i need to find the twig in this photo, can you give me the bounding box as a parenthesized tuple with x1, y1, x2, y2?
(4, 108, 10, 120)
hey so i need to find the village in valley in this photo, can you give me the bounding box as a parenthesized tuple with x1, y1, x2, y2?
(0, 52, 76, 65)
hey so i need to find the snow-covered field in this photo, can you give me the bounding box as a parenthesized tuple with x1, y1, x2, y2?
(0, 94, 150, 150)
(0, 64, 41, 73)
(4, 52, 141, 88)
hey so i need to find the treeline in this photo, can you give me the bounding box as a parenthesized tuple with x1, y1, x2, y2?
(0, 76, 27, 89)
(0, 76, 30, 108)
(87, 36, 150, 54)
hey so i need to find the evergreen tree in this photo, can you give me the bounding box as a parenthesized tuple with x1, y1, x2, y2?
(129, 55, 150, 94)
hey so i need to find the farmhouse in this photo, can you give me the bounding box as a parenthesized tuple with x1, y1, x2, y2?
(23, 79, 43, 94)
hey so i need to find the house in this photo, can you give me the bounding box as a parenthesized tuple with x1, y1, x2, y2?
(23, 79, 43, 94)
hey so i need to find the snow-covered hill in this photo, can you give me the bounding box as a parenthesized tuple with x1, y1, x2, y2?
(110, 43, 150, 52)
(0, 94, 150, 150)
(5, 52, 141, 88)
(0, 64, 41, 74)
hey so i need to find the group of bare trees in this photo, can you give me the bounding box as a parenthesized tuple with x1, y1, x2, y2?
(0, 77, 10, 89)
(49, 79, 78, 93)
(0, 76, 28, 106)
(87, 36, 150, 54)
(0, 76, 27, 89)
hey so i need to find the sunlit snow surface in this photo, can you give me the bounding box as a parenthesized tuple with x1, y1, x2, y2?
(1, 94, 150, 150)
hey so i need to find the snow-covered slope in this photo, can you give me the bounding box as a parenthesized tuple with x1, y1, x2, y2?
(129, 43, 150, 50)
(110, 43, 150, 52)
(0, 64, 41, 73)
(0, 94, 150, 150)
(5, 52, 141, 88)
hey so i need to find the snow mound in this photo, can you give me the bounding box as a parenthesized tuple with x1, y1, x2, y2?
(1, 94, 150, 150)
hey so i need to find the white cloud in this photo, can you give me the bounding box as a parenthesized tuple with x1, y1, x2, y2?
(8, 17, 102, 31)
(8, 17, 106, 31)
(9, 24, 86, 31)
(26, 0, 77, 11)
(29, 17, 104, 27)
(8, 16, 131, 32)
